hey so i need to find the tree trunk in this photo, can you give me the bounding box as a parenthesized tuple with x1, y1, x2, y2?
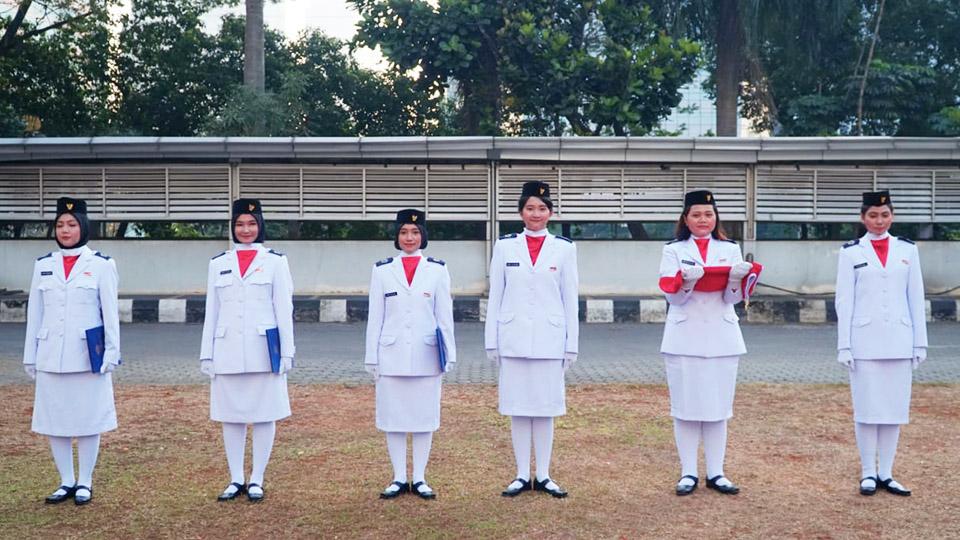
(244, 0, 265, 92)
(714, 0, 741, 136)
(856, 0, 885, 136)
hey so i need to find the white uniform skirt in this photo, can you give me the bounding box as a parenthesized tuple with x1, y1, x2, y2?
(498, 357, 566, 417)
(32, 371, 117, 437)
(850, 358, 912, 424)
(664, 354, 739, 422)
(211, 372, 291, 424)
(376, 375, 442, 432)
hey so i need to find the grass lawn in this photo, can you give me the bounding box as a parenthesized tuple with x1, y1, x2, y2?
(1, 384, 957, 539)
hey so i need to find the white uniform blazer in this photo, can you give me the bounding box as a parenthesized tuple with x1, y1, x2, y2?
(659, 237, 746, 357)
(23, 245, 121, 373)
(364, 253, 456, 376)
(484, 232, 579, 359)
(835, 234, 927, 360)
(200, 244, 296, 374)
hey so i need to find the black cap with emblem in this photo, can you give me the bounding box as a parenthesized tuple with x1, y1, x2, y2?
(231, 198, 265, 244)
(519, 181, 554, 211)
(395, 208, 427, 250)
(684, 190, 716, 207)
(862, 190, 891, 207)
(54, 197, 90, 249)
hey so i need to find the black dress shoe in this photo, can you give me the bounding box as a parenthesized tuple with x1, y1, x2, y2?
(533, 477, 568, 498)
(859, 476, 878, 496)
(501, 478, 532, 497)
(675, 475, 698, 496)
(411, 481, 436, 500)
(246, 483, 264, 502)
(217, 482, 246, 502)
(74, 486, 93, 506)
(878, 477, 911, 496)
(706, 475, 740, 495)
(44, 485, 77, 504)
(380, 481, 410, 499)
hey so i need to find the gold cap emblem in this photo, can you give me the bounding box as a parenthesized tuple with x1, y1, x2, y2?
(248, 203, 256, 211)
(706, 194, 712, 202)
(411, 214, 418, 222)
(539, 187, 545, 195)
(66, 203, 74, 210)
(880, 195, 886, 204)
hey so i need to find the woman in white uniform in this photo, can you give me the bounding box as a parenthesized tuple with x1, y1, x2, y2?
(485, 181, 578, 499)
(658, 190, 758, 496)
(23, 197, 121, 506)
(365, 209, 456, 499)
(199, 198, 295, 502)
(835, 190, 927, 497)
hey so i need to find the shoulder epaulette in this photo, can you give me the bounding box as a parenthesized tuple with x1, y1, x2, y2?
(665, 238, 683, 245)
(94, 251, 111, 260)
(556, 235, 573, 243)
(376, 257, 393, 267)
(499, 233, 517, 240)
(211, 251, 227, 260)
(720, 238, 737, 244)
(898, 237, 915, 245)
(268, 249, 284, 256)
(842, 239, 859, 249)
(36, 252, 52, 261)
(427, 257, 445, 266)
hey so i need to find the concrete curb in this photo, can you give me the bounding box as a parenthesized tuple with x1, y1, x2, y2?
(2, 296, 958, 324)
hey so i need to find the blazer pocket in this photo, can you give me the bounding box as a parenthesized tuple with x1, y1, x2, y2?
(423, 334, 438, 346)
(900, 317, 913, 327)
(215, 327, 227, 338)
(37, 328, 49, 340)
(379, 335, 397, 346)
(666, 312, 688, 324)
(74, 279, 99, 303)
(548, 314, 564, 327)
(498, 311, 515, 324)
(215, 275, 233, 288)
(852, 317, 871, 327)
(723, 313, 739, 324)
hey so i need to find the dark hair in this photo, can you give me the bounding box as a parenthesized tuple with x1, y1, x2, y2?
(673, 204, 728, 241)
(518, 195, 554, 212)
(860, 203, 894, 215)
(394, 222, 428, 250)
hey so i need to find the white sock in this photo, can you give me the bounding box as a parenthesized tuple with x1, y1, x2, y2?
(854, 422, 879, 479)
(673, 419, 700, 485)
(703, 420, 729, 482)
(222, 422, 247, 488)
(411, 432, 433, 485)
(249, 421, 275, 487)
(532, 417, 554, 482)
(76, 434, 100, 488)
(510, 416, 532, 483)
(877, 424, 901, 481)
(48, 436, 75, 489)
(386, 432, 408, 484)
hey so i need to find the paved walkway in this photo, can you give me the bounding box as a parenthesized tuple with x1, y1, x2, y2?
(1, 323, 958, 385)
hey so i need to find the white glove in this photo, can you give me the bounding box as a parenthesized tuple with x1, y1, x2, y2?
(24, 365, 36, 380)
(364, 364, 379, 380)
(279, 357, 293, 375)
(99, 361, 116, 374)
(200, 359, 215, 379)
(728, 261, 753, 280)
(680, 265, 704, 287)
(912, 347, 926, 369)
(486, 349, 500, 366)
(563, 352, 578, 372)
(837, 349, 854, 370)
(443, 361, 453, 373)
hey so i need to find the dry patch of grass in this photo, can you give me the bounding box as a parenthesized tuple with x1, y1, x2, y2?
(1, 384, 958, 539)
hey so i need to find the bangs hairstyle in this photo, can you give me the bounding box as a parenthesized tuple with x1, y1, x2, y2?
(860, 202, 895, 215)
(674, 204, 728, 241)
(518, 195, 554, 212)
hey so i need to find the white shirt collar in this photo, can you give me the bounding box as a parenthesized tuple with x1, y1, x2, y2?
(523, 227, 549, 238)
(398, 250, 423, 258)
(234, 242, 262, 251)
(60, 246, 84, 256)
(864, 231, 890, 241)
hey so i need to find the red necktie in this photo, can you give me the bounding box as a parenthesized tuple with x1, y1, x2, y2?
(871, 237, 889, 267)
(526, 235, 546, 265)
(694, 237, 709, 262)
(63, 255, 80, 279)
(237, 250, 257, 277)
(401, 256, 420, 285)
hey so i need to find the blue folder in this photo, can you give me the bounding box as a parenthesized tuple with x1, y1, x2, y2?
(265, 327, 282, 373)
(85, 325, 105, 374)
(435, 327, 448, 372)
